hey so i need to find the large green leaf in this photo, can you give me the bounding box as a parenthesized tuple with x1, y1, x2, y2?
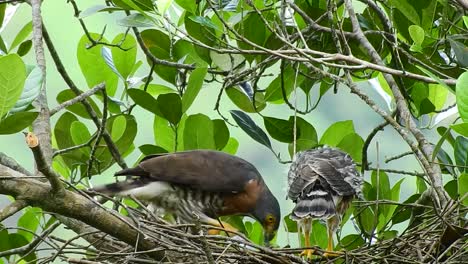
(183, 114, 215, 150)
(153, 115, 176, 152)
(263, 116, 294, 143)
(70, 121, 91, 155)
(337, 133, 364, 163)
(56, 90, 102, 119)
(9, 21, 32, 52)
(221, 137, 239, 154)
(175, 0, 196, 13)
(111, 33, 137, 80)
(54, 112, 85, 170)
(288, 117, 318, 157)
(226, 87, 266, 113)
(0, 111, 39, 135)
(319, 120, 355, 146)
(17, 207, 41, 241)
(451, 123, 468, 137)
(127, 88, 161, 115)
(449, 39, 468, 67)
(454, 136, 468, 173)
(77, 34, 118, 95)
(459, 173, 468, 206)
(456, 71, 468, 122)
(264, 66, 304, 103)
(0, 54, 26, 118)
(9, 66, 42, 113)
(230, 110, 272, 150)
(157, 93, 182, 125)
(138, 144, 168, 155)
(213, 119, 229, 150)
(140, 29, 177, 84)
(181, 67, 207, 113)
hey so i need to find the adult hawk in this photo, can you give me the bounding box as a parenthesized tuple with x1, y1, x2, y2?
(92, 150, 280, 245)
(287, 147, 362, 257)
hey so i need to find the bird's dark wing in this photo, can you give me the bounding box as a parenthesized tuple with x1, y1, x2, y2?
(288, 147, 361, 200)
(114, 150, 261, 193)
(287, 147, 362, 219)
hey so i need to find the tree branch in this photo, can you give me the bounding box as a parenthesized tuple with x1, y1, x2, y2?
(0, 165, 164, 260)
(50, 83, 105, 116)
(25, 132, 64, 194)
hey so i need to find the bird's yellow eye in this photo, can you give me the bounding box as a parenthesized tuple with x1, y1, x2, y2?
(266, 214, 275, 224)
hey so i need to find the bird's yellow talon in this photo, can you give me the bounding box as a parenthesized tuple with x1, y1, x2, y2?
(300, 248, 315, 259)
(323, 250, 343, 258)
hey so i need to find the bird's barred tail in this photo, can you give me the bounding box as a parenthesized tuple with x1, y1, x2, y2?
(90, 180, 147, 196)
(291, 187, 336, 220)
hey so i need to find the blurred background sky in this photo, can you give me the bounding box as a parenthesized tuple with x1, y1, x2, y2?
(0, 0, 441, 248)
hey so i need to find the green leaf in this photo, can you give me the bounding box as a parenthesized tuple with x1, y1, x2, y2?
(264, 66, 303, 103)
(182, 67, 207, 112)
(454, 136, 468, 173)
(337, 234, 364, 250)
(226, 87, 266, 113)
(127, 88, 161, 115)
(189, 16, 220, 31)
(111, 115, 127, 141)
(157, 93, 182, 125)
(175, 0, 196, 13)
(92, 114, 137, 175)
(392, 194, 420, 225)
(54, 112, 84, 169)
(10, 66, 42, 113)
(464, 16, 468, 28)
(263, 116, 294, 143)
(17, 207, 41, 241)
(153, 115, 175, 152)
(77, 34, 118, 95)
(416, 177, 427, 193)
(9, 21, 32, 52)
(427, 84, 448, 113)
(118, 13, 154, 27)
(408, 25, 424, 45)
(448, 39, 468, 67)
(415, 65, 454, 94)
(213, 119, 229, 150)
(146, 84, 176, 97)
(79, 5, 124, 18)
(0, 111, 38, 134)
(319, 120, 355, 146)
(139, 144, 168, 155)
(56, 89, 102, 119)
(337, 133, 364, 163)
(283, 214, 298, 233)
(310, 220, 328, 249)
(0, 54, 27, 118)
(445, 180, 458, 200)
(389, 0, 420, 25)
(288, 117, 318, 157)
(245, 220, 263, 245)
(221, 137, 239, 154)
(111, 33, 137, 80)
(70, 121, 91, 155)
(183, 114, 215, 150)
(458, 173, 468, 205)
(230, 110, 272, 150)
(451, 123, 468, 137)
(157, 0, 173, 13)
(101, 46, 123, 80)
(17, 40, 32, 56)
(456, 71, 468, 122)
(371, 170, 391, 200)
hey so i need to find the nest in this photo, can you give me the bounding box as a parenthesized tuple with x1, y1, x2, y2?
(46, 200, 467, 264)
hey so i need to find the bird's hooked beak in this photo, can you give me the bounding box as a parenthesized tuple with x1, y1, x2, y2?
(263, 228, 277, 247)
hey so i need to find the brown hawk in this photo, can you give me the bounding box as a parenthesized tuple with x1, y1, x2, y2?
(92, 150, 280, 245)
(287, 147, 363, 257)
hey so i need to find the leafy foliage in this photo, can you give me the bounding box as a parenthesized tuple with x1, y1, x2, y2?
(0, 0, 467, 263)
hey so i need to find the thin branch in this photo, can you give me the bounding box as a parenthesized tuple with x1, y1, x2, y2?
(25, 132, 64, 194)
(361, 119, 391, 173)
(50, 83, 105, 116)
(385, 151, 414, 163)
(0, 152, 33, 176)
(0, 199, 28, 221)
(31, 0, 53, 162)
